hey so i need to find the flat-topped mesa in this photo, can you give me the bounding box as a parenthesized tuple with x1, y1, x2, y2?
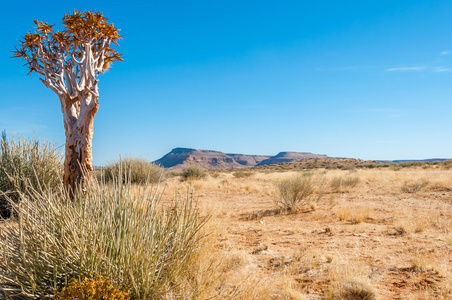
(155, 148, 241, 170)
(170, 147, 197, 154)
(154, 148, 330, 170)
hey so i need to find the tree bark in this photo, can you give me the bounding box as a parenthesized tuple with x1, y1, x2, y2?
(62, 94, 99, 196)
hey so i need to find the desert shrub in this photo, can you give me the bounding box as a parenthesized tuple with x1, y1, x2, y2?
(55, 274, 130, 300)
(0, 131, 62, 218)
(181, 164, 207, 180)
(401, 179, 429, 193)
(274, 175, 314, 211)
(103, 156, 164, 184)
(233, 170, 254, 178)
(0, 173, 205, 299)
(330, 174, 360, 191)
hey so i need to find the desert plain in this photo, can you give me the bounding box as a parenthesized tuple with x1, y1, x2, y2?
(158, 162, 452, 299)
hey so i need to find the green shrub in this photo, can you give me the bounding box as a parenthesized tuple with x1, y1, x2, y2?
(0, 131, 63, 218)
(103, 156, 164, 184)
(274, 175, 314, 211)
(181, 165, 207, 180)
(0, 174, 205, 299)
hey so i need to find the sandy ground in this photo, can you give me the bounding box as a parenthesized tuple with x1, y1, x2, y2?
(162, 167, 452, 299)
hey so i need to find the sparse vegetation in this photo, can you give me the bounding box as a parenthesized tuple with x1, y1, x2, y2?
(0, 156, 451, 299)
(0, 131, 62, 217)
(103, 157, 164, 184)
(181, 164, 207, 180)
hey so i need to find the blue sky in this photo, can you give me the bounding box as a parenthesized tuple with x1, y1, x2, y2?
(1, 0, 452, 165)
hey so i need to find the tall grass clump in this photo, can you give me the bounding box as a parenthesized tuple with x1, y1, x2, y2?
(181, 165, 207, 181)
(0, 131, 62, 218)
(0, 173, 205, 299)
(103, 156, 164, 184)
(274, 175, 314, 211)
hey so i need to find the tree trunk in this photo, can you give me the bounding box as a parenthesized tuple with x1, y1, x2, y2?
(62, 94, 99, 196)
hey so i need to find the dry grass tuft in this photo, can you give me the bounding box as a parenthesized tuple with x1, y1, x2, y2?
(325, 280, 376, 300)
(336, 207, 370, 224)
(325, 258, 376, 300)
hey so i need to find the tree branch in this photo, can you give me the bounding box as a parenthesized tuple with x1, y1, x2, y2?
(39, 78, 63, 96)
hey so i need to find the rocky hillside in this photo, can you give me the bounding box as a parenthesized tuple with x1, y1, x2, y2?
(154, 148, 238, 170)
(154, 148, 329, 170)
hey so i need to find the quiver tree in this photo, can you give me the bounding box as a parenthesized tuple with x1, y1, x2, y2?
(13, 10, 123, 194)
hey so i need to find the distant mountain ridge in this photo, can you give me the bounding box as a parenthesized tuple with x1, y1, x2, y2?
(154, 148, 327, 170)
(390, 158, 451, 163)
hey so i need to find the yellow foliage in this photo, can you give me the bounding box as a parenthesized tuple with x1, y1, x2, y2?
(55, 275, 130, 300)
